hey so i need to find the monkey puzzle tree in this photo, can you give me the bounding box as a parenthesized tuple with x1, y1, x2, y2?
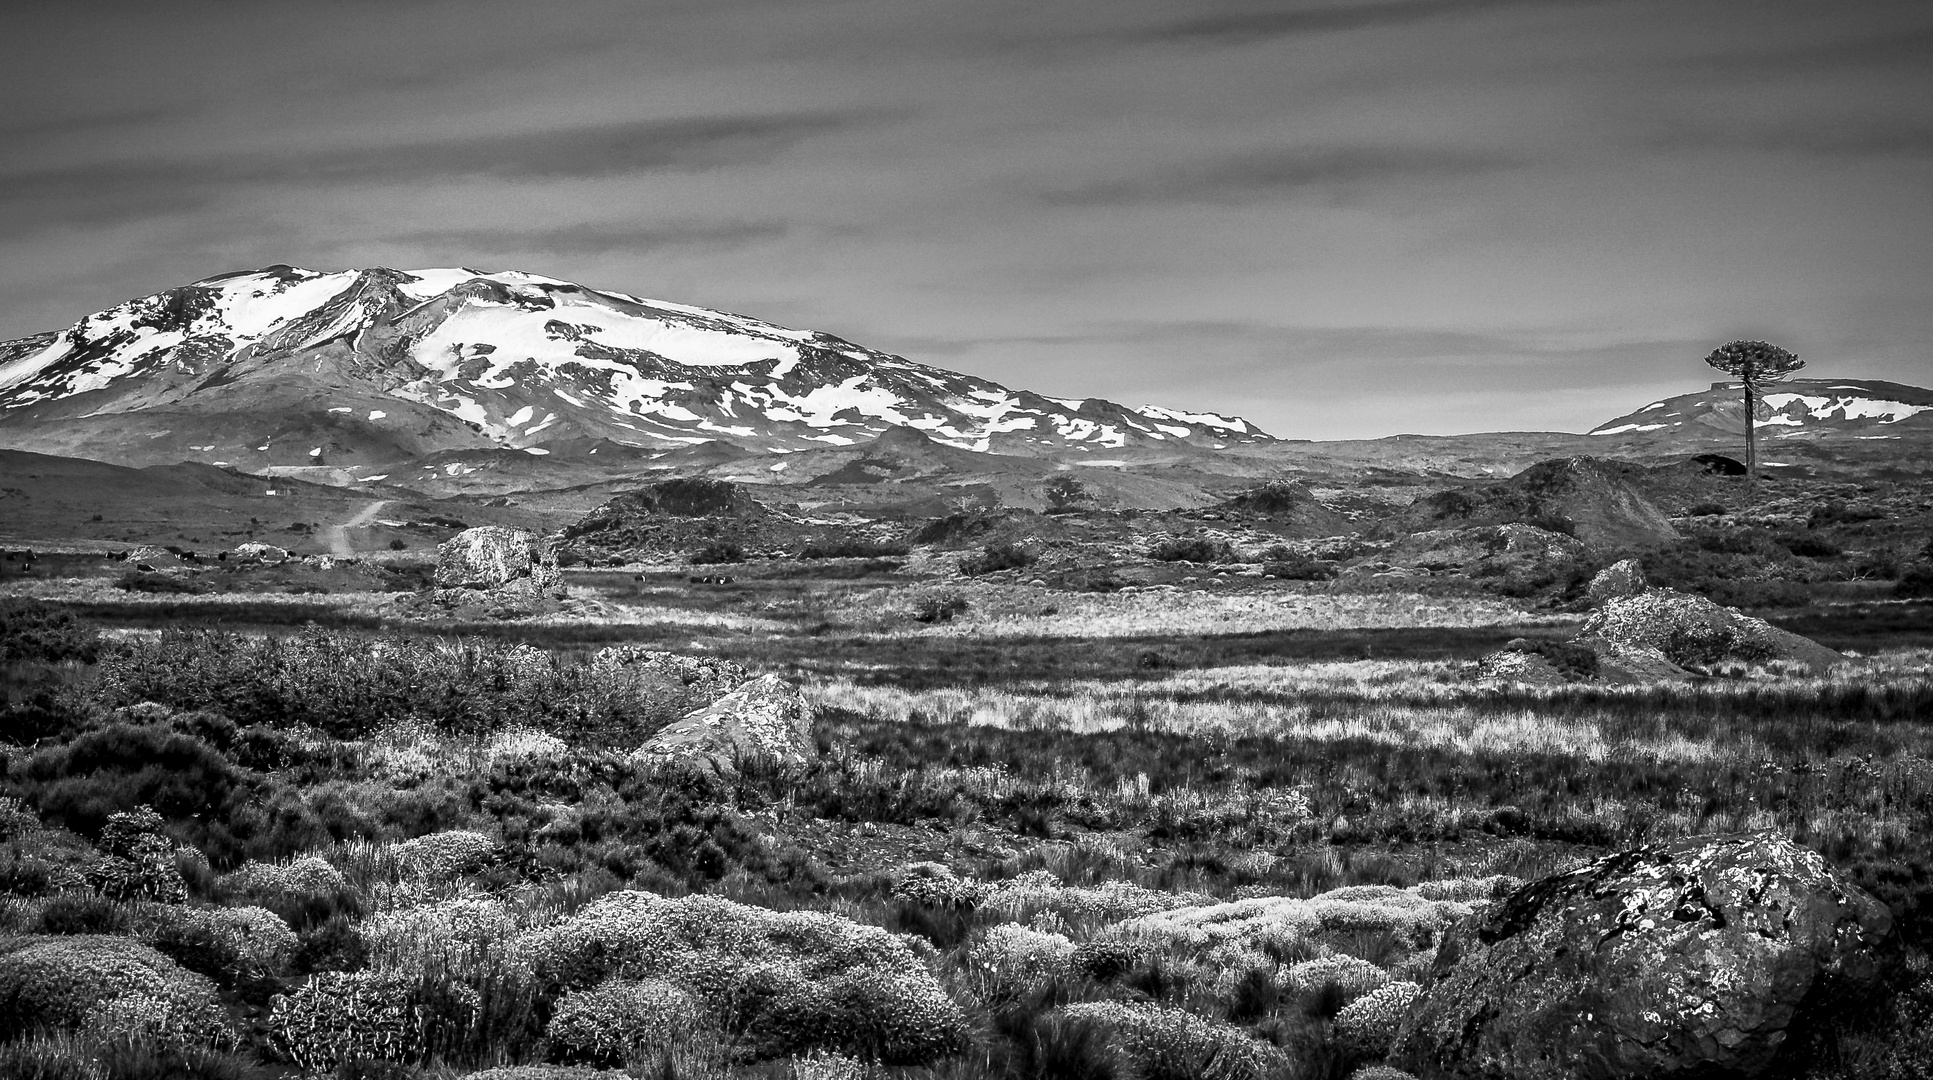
(1703, 339, 1804, 484)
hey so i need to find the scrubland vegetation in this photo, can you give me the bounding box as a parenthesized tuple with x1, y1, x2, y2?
(4, 589, 1933, 1079)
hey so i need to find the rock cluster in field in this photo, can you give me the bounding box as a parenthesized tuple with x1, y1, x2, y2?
(1395, 833, 1896, 1080)
(433, 525, 560, 591)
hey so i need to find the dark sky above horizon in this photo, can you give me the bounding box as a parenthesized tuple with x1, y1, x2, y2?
(3, 0, 1930, 440)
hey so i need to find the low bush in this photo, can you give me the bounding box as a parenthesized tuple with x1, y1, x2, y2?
(546, 978, 709, 1065)
(266, 969, 419, 1071)
(960, 542, 1035, 576)
(115, 573, 207, 595)
(689, 541, 745, 566)
(1332, 981, 1420, 1055)
(1149, 537, 1232, 564)
(914, 592, 970, 624)
(0, 935, 232, 1047)
(1897, 563, 1933, 600)
(1059, 1001, 1285, 1080)
(521, 890, 968, 1064)
(799, 538, 910, 559)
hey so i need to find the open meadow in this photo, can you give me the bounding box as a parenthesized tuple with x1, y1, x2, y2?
(6, 538, 1933, 1079)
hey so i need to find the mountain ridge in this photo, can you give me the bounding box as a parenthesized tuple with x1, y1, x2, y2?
(0, 264, 1273, 470)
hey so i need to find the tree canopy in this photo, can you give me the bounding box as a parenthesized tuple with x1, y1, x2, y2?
(1704, 340, 1804, 384)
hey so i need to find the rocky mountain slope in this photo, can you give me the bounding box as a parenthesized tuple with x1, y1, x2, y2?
(0, 265, 1272, 471)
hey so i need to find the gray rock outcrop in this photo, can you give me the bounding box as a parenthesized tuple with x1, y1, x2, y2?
(1395, 833, 1896, 1080)
(1587, 558, 1646, 605)
(1582, 587, 1844, 672)
(630, 674, 815, 776)
(434, 526, 560, 591)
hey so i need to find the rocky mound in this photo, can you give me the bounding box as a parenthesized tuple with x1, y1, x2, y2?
(909, 507, 1067, 550)
(1395, 833, 1896, 1080)
(1392, 456, 1679, 550)
(1382, 523, 1586, 586)
(560, 479, 791, 559)
(1215, 480, 1355, 537)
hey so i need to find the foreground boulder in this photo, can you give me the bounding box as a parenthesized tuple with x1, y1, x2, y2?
(1583, 587, 1844, 672)
(631, 674, 814, 775)
(434, 526, 560, 591)
(1394, 834, 1894, 1080)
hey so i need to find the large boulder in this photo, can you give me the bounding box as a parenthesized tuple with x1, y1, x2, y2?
(434, 526, 560, 591)
(1587, 558, 1646, 605)
(631, 674, 814, 775)
(1395, 834, 1896, 1080)
(230, 542, 291, 563)
(1582, 587, 1844, 672)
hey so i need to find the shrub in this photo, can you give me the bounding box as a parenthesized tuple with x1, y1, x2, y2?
(1285, 955, 1390, 1004)
(519, 890, 967, 1064)
(134, 903, 296, 985)
(1149, 537, 1231, 564)
(114, 573, 206, 595)
(1685, 502, 1727, 517)
(968, 922, 1076, 1003)
(1896, 563, 1933, 600)
(13, 724, 248, 841)
(1333, 981, 1421, 1055)
(960, 542, 1034, 576)
(0, 935, 231, 1047)
(1263, 559, 1336, 581)
(913, 592, 970, 624)
(394, 830, 497, 880)
(266, 969, 422, 1071)
(689, 541, 745, 566)
(0, 600, 101, 666)
(546, 978, 708, 1064)
(798, 538, 910, 559)
(1059, 1001, 1284, 1080)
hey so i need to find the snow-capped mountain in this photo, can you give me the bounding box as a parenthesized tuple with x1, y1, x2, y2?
(1591, 379, 1933, 441)
(0, 265, 1271, 470)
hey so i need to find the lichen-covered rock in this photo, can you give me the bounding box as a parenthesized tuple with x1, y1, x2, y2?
(1584, 636, 1693, 683)
(1581, 587, 1843, 672)
(631, 674, 814, 775)
(1394, 833, 1895, 1080)
(434, 526, 560, 590)
(1475, 648, 1570, 686)
(1588, 558, 1646, 605)
(230, 542, 290, 563)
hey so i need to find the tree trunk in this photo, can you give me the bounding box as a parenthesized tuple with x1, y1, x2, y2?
(1743, 378, 1757, 486)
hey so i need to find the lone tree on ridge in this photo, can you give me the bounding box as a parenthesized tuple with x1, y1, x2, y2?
(1703, 339, 1804, 484)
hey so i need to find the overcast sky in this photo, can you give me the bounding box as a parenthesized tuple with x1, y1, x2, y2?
(3, 0, 1929, 440)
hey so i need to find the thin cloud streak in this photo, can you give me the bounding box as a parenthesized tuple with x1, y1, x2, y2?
(1042, 146, 1525, 205)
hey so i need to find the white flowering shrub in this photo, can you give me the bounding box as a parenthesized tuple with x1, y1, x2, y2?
(487, 727, 569, 763)
(792, 1049, 870, 1080)
(86, 991, 236, 1049)
(361, 893, 518, 967)
(1286, 955, 1390, 1003)
(0, 935, 231, 1045)
(1349, 1066, 1420, 1080)
(463, 1068, 612, 1080)
(1334, 981, 1422, 1055)
(519, 890, 966, 1064)
(891, 863, 986, 909)
(982, 870, 1208, 923)
(1117, 883, 1475, 960)
(396, 830, 497, 880)
(967, 922, 1075, 1001)
(1060, 1001, 1286, 1080)
(267, 969, 426, 1071)
(547, 978, 706, 1063)
(134, 902, 298, 983)
(223, 854, 348, 898)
